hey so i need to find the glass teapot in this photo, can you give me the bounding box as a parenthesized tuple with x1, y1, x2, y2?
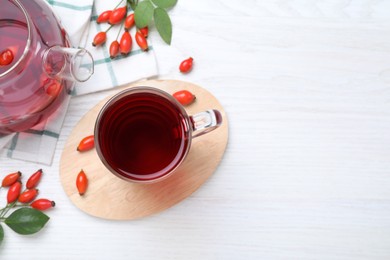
(0, 0, 94, 134)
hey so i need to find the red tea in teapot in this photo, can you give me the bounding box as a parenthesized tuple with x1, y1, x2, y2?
(0, 7, 27, 72)
(0, 0, 93, 134)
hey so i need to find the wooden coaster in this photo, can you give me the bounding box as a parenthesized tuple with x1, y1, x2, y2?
(59, 80, 229, 220)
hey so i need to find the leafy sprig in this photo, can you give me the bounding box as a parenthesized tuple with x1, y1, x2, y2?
(0, 170, 54, 245)
(129, 0, 177, 44)
(1, 207, 49, 237)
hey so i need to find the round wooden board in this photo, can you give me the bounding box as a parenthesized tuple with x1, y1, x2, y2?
(59, 80, 229, 220)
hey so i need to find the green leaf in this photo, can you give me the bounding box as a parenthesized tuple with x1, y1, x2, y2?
(127, 0, 137, 11)
(151, 0, 177, 8)
(134, 0, 155, 28)
(0, 224, 4, 243)
(5, 208, 49, 235)
(154, 7, 172, 45)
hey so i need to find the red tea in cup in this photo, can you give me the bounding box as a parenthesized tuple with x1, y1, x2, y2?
(94, 87, 222, 183)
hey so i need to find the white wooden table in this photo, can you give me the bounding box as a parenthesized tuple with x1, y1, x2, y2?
(2, 0, 390, 259)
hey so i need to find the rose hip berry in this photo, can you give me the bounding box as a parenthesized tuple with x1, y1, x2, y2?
(173, 90, 196, 106)
(31, 199, 56, 211)
(179, 57, 193, 73)
(135, 31, 148, 51)
(92, 31, 107, 47)
(109, 40, 120, 59)
(120, 31, 132, 55)
(45, 82, 62, 97)
(96, 10, 112, 24)
(139, 27, 148, 38)
(0, 49, 14, 66)
(124, 14, 135, 31)
(1, 171, 21, 187)
(109, 6, 127, 25)
(18, 189, 39, 204)
(76, 169, 88, 196)
(7, 181, 22, 204)
(77, 135, 95, 152)
(26, 169, 43, 189)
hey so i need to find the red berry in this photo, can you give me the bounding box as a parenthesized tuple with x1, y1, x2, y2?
(135, 31, 148, 51)
(7, 181, 21, 204)
(18, 189, 39, 203)
(124, 14, 135, 31)
(77, 135, 95, 152)
(139, 27, 148, 38)
(92, 31, 107, 47)
(172, 90, 196, 106)
(120, 31, 132, 55)
(45, 82, 62, 97)
(31, 199, 55, 211)
(0, 49, 14, 66)
(96, 10, 112, 24)
(179, 57, 193, 73)
(109, 6, 127, 25)
(76, 169, 88, 196)
(1, 171, 21, 187)
(26, 169, 43, 189)
(109, 41, 120, 59)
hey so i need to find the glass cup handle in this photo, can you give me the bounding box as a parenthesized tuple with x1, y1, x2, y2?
(190, 109, 222, 138)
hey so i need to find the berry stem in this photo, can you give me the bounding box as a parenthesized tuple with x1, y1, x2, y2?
(0, 204, 10, 217)
(114, 0, 125, 9)
(116, 22, 124, 40)
(0, 201, 16, 218)
(0, 204, 26, 222)
(106, 25, 114, 33)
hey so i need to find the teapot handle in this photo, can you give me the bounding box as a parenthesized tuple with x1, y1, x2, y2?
(43, 46, 94, 82)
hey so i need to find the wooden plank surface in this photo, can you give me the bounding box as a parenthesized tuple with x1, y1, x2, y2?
(1, 0, 390, 259)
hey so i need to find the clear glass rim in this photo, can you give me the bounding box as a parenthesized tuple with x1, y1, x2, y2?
(0, 0, 32, 78)
(94, 86, 193, 184)
(70, 48, 94, 82)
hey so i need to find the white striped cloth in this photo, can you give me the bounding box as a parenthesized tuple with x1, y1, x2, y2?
(0, 0, 158, 165)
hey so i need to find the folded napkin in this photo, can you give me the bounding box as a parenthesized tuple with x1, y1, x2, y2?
(0, 0, 158, 165)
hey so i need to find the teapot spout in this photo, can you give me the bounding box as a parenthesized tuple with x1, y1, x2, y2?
(43, 46, 94, 82)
